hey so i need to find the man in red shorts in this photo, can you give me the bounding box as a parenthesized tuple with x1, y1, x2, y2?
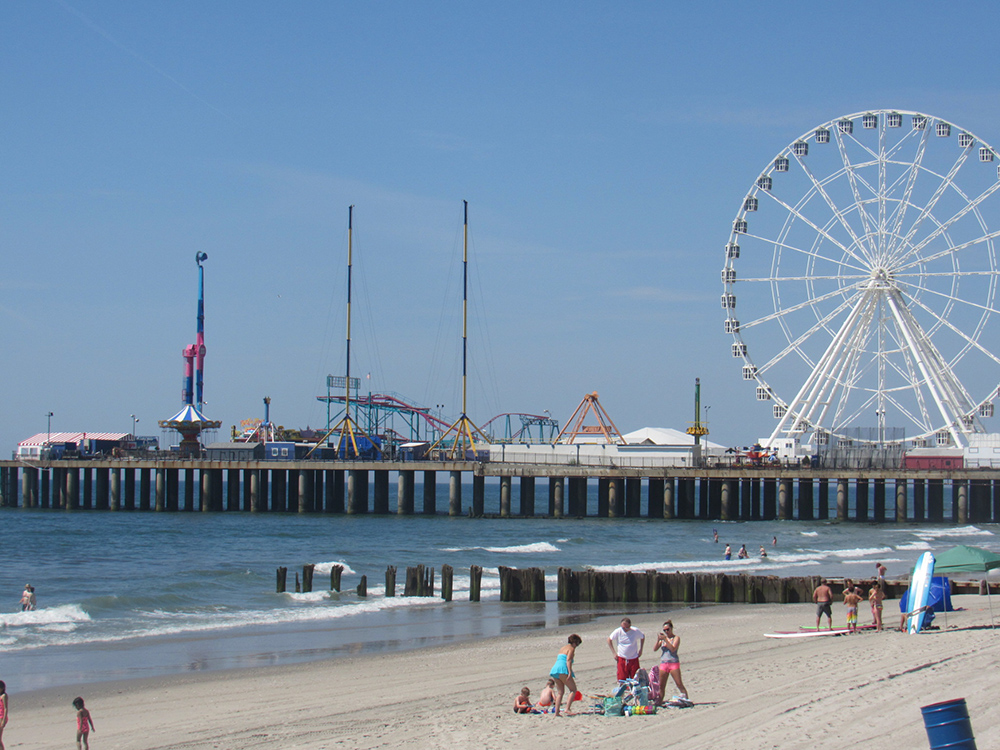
(607, 617, 645, 681)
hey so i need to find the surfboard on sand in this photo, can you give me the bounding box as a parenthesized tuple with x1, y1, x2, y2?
(907, 551, 936, 634)
(764, 629, 851, 639)
(800, 624, 876, 631)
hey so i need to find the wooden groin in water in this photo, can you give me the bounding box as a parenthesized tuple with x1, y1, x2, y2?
(273, 563, 992, 603)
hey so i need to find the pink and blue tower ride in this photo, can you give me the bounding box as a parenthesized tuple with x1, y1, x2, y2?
(158, 252, 221, 456)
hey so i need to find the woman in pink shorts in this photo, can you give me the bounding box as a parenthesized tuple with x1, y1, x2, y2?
(653, 620, 688, 705)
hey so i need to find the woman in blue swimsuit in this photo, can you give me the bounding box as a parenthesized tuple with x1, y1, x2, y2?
(549, 634, 582, 716)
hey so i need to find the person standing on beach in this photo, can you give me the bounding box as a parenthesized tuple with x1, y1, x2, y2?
(869, 582, 885, 632)
(843, 585, 862, 633)
(813, 579, 834, 629)
(652, 620, 688, 705)
(608, 618, 645, 681)
(73, 697, 95, 750)
(0, 680, 8, 750)
(875, 563, 887, 591)
(549, 634, 582, 716)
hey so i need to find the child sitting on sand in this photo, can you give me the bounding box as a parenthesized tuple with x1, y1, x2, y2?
(536, 679, 556, 709)
(514, 687, 533, 714)
(73, 697, 95, 750)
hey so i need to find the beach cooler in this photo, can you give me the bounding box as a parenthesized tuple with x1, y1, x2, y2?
(920, 698, 977, 749)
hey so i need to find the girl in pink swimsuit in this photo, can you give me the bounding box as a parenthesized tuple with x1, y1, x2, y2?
(0, 680, 8, 750)
(73, 697, 95, 750)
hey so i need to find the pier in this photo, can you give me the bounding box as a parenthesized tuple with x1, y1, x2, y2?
(2, 458, 999, 523)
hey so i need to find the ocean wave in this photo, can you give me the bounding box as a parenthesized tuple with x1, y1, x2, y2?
(896, 542, 933, 551)
(800, 531, 819, 537)
(0, 604, 91, 629)
(814, 546, 894, 559)
(438, 542, 560, 554)
(313, 561, 357, 576)
(0, 595, 448, 653)
(913, 526, 994, 541)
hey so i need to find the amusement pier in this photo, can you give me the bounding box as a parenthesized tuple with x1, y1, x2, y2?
(2, 457, 1000, 525)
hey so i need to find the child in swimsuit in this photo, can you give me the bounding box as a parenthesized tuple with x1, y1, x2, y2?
(73, 697, 95, 750)
(514, 687, 532, 713)
(843, 587, 862, 633)
(536, 678, 556, 709)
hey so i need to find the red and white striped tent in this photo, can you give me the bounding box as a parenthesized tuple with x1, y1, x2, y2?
(17, 432, 129, 457)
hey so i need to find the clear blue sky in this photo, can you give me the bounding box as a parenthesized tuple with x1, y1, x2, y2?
(3, 1, 1000, 451)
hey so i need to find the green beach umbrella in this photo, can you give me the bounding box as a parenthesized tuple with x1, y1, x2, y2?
(933, 545, 1000, 628)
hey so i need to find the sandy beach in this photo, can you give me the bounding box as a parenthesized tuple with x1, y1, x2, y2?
(4, 594, 998, 750)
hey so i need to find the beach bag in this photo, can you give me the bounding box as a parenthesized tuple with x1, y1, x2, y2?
(603, 696, 624, 716)
(648, 665, 661, 705)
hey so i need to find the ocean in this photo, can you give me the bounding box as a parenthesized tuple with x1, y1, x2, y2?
(1, 480, 997, 693)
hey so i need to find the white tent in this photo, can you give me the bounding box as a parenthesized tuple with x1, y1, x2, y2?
(622, 427, 725, 451)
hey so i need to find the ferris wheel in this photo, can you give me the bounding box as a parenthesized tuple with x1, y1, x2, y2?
(723, 110, 1000, 448)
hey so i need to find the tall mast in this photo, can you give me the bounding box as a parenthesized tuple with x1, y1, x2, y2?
(195, 251, 208, 410)
(307, 205, 378, 459)
(345, 205, 353, 423)
(428, 200, 488, 460)
(462, 199, 468, 417)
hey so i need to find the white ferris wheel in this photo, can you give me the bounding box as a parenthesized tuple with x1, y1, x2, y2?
(723, 110, 1000, 449)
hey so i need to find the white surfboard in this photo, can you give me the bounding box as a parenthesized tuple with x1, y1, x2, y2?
(907, 551, 936, 634)
(763, 628, 851, 639)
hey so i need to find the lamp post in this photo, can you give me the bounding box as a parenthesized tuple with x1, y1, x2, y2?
(46, 412, 53, 446)
(131, 414, 138, 438)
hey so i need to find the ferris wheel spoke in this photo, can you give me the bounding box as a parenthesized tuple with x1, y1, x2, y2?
(895, 226, 1000, 274)
(774, 291, 876, 435)
(740, 273, 869, 283)
(897, 288, 1000, 367)
(795, 158, 874, 264)
(761, 193, 871, 269)
(740, 283, 864, 332)
(895, 181, 1000, 267)
(894, 276, 1000, 318)
(833, 129, 879, 251)
(885, 128, 933, 259)
(739, 231, 870, 274)
(894, 270, 998, 279)
(889, 146, 974, 263)
(754, 293, 860, 374)
(892, 326, 933, 427)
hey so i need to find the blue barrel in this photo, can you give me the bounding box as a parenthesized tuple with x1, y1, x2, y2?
(920, 698, 977, 750)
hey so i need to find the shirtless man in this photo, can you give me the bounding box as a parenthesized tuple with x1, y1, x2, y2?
(813, 579, 834, 629)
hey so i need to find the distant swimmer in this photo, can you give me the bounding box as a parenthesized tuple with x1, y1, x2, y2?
(713, 528, 719, 543)
(759, 545, 767, 558)
(772, 536, 777, 547)
(20, 584, 35, 612)
(724, 544, 732, 560)
(737, 544, 748, 559)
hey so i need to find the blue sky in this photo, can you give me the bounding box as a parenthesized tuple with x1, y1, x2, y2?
(3, 1, 1000, 451)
